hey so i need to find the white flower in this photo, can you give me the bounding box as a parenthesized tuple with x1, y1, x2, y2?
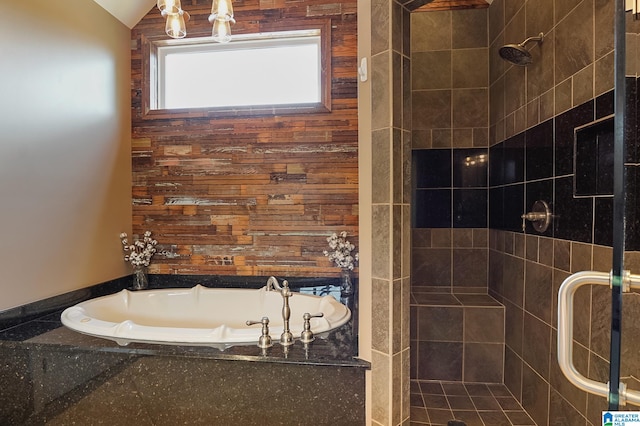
(120, 231, 158, 268)
(323, 231, 358, 270)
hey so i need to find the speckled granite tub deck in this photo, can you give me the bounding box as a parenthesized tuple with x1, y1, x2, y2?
(0, 276, 368, 425)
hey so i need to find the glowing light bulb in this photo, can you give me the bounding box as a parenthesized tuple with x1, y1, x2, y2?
(165, 11, 187, 38)
(210, 0, 234, 20)
(208, 0, 234, 43)
(212, 19, 231, 43)
(158, 0, 182, 16)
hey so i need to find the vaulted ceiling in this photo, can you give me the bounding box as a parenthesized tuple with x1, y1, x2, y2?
(91, 0, 155, 28)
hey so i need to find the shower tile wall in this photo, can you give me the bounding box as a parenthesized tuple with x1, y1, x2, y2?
(411, 1, 640, 425)
(411, 8, 490, 292)
(410, 292, 504, 383)
(487, 86, 640, 424)
(411, 8, 489, 152)
(409, 4, 503, 392)
(486, 2, 640, 423)
(487, 95, 621, 425)
(412, 228, 488, 294)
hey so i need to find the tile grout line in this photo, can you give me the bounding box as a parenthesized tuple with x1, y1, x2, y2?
(409, 379, 537, 425)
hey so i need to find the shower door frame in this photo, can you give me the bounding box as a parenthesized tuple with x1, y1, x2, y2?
(608, 0, 626, 410)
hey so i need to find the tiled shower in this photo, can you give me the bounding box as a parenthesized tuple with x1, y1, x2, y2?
(409, 1, 640, 425)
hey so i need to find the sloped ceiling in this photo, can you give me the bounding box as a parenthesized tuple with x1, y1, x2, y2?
(91, 0, 155, 28)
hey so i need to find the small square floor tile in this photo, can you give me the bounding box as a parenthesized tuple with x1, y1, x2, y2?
(505, 410, 537, 425)
(496, 396, 522, 410)
(464, 383, 491, 396)
(487, 383, 512, 397)
(452, 410, 484, 426)
(410, 393, 425, 407)
(410, 406, 430, 423)
(447, 395, 475, 410)
(479, 410, 512, 425)
(424, 394, 449, 409)
(442, 382, 468, 395)
(427, 408, 455, 425)
(471, 395, 500, 410)
(420, 381, 445, 395)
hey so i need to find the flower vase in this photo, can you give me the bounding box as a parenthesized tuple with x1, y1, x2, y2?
(132, 265, 149, 290)
(340, 268, 353, 295)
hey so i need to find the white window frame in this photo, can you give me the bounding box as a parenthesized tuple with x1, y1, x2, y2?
(142, 20, 331, 118)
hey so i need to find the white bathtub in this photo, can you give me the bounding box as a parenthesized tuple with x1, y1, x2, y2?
(60, 285, 351, 349)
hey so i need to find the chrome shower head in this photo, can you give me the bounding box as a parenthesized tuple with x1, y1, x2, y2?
(499, 44, 532, 66)
(499, 32, 544, 66)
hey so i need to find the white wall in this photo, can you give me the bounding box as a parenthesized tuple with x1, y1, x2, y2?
(0, 0, 132, 310)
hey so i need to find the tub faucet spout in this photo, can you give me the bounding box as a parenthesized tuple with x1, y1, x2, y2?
(266, 276, 283, 291)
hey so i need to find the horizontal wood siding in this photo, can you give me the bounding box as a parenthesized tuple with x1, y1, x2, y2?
(131, 0, 358, 277)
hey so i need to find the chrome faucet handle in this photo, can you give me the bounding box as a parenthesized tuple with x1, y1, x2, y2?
(246, 316, 273, 349)
(300, 312, 324, 344)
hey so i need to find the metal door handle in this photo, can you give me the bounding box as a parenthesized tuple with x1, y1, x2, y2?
(557, 270, 640, 406)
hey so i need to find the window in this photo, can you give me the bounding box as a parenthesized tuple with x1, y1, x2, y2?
(143, 22, 331, 118)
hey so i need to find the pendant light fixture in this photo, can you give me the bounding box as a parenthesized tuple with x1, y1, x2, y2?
(157, 0, 235, 43)
(165, 9, 189, 39)
(208, 0, 235, 43)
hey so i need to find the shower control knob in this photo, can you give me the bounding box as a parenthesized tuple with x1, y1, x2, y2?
(246, 317, 273, 349)
(521, 200, 552, 233)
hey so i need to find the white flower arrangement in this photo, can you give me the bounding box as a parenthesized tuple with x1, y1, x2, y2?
(119, 231, 158, 267)
(323, 231, 358, 270)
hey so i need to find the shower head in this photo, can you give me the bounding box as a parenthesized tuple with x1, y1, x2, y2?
(499, 32, 544, 66)
(499, 44, 533, 66)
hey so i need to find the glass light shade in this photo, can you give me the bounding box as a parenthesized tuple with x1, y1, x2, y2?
(210, 0, 234, 21)
(212, 19, 232, 43)
(165, 11, 187, 39)
(157, 0, 181, 16)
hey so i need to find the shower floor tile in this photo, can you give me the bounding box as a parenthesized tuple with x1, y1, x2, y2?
(410, 380, 537, 426)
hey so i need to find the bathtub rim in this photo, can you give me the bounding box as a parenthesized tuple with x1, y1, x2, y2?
(60, 284, 352, 349)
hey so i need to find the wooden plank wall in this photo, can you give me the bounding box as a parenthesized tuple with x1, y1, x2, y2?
(130, 0, 358, 277)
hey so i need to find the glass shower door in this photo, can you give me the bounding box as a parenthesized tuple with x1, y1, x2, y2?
(557, 0, 639, 413)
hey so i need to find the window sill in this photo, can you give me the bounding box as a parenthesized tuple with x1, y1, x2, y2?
(142, 102, 331, 120)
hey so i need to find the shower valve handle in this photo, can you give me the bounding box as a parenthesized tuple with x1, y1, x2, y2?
(521, 200, 552, 233)
(521, 212, 548, 221)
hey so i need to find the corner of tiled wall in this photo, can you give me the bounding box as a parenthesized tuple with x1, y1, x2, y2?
(370, 0, 412, 424)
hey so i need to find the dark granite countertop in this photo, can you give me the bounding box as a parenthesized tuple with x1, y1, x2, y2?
(0, 276, 368, 425)
(0, 275, 369, 370)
